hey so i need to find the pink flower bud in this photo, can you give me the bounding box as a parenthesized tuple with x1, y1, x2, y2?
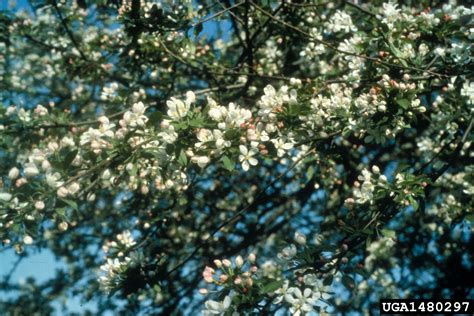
(219, 275, 228, 282)
(202, 266, 215, 283)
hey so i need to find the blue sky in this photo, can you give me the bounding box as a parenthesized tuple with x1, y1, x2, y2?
(0, 248, 100, 313)
(1, 0, 31, 11)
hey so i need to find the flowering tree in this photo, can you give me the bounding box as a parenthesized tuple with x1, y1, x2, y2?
(0, 0, 473, 314)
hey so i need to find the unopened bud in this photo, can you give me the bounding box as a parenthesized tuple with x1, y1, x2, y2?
(8, 167, 20, 180)
(246, 278, 253, 286)
(23, 235, 33, 245)
(235, 255, 244, 268)
(58, 222, 68, 231)
(219, 274, 228, 282)
(294, 232, 307, 245)
(34, 201, 45, 210)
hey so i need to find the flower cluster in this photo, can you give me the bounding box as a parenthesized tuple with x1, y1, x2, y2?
(274, 278, 331, 316)
(365, 237, 397, 271)
(350, 166, 387, 205)
(99, 231, 144, 293)
(201, 254, 258, 315)
(199, 231, 336, 315)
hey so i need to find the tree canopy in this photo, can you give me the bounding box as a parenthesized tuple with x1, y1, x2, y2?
(0, 0, 473, 315)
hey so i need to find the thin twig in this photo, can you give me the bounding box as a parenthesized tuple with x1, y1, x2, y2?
(3, 256, 23, 284)
(191, 1, 245, 28)
(344, 1, 377, 18)
(2, 84, 246, 132)
(23, 34, 63, 51)
(249, 1, 448, 78)
(52, 0, 89, 61)
(218, 0, 245, 26)
(429, 117, 473, 182)
(285, 2, 331, 8)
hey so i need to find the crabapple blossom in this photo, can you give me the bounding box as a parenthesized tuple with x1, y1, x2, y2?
(0, 1, 472, 314)
(239, 145, 258, 171)
(8, 167, 19, 180)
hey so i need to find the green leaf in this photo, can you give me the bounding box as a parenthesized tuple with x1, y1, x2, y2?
(224, 129, 240, 140)
(147, 111, 163, 127)
(193, 23, 203, 37)
(188, 112, 204, 128)
(55, 207, 66, 217)
(130, 162, 138, 177)
(323, 274, 334, 286)
(408, 196, 419, 211)
(342, 127, 352, 138)
(165, 144, 175, 155)
(261, 280, 284, 294)
(342, 275, 355, 289)
(396, 98, 410, 109)
(59, 199, 78, 212)
(354, 267, 370, 278)
(221, 155, 235, 171)
(141, 151, 156, 160)
(264, 141, 277, 157)
(465, 214, 474, 222)
(178, 150, 188, 167)
(64, 149, 78, 168)
(231, 296, 240, 305)
(381, 229, 396, 238)
(307, 165, 315, 181)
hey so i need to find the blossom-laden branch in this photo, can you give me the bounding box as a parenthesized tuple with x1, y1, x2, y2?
(0, 0, 473, 314)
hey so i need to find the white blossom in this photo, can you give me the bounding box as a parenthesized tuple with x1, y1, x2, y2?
(278, 244, 297, 260)
(203, 296, 231, 315)
(285, 287, 317, 316)
(239, 145, 258, 171)
(24, 163, 39, 178)
(8, 167, 20, 180)
(272, 138, 294, 157)
(294, 232, 307, 245)
(0, 192, 12, 202)
(167, 96, 191, 120)
(326, 10, 357, 33)
(194, 156, 211, 168)
(23, 235, 33, 245)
